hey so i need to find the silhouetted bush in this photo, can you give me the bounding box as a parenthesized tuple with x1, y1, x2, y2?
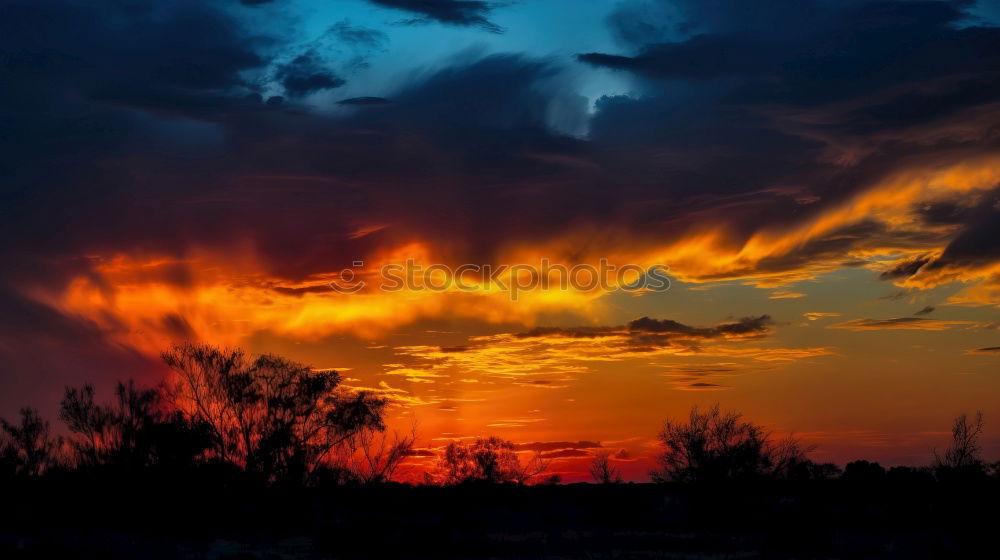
(342, 426, 416, 484)
(651, 405, 812, 483)
(60, 380, 213, 472)
(590, 450, 623, 484)
(161, 343, 389, 485)
(842, 460, 886, 481)
(934, 411, 987, 481)
(434, 436, 548, 485)
(0, 407, 57, 477)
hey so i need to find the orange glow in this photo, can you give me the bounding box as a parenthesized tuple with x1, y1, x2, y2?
(17, 157, 1000, 481)
(31, 157, 1000, 359)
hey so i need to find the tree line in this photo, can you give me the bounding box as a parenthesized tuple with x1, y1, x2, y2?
(2, 344, 997, 487)
(642, 405, 996, 484)
(1, 344, 411, 486)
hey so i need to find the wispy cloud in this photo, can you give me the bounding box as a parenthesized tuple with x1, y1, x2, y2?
(828, 317, 977, 331)
(804, 312, 841, 321)
(386, 316, 831, 390)
(966, 346, 1000, 355)
(770, 290, 806, 299)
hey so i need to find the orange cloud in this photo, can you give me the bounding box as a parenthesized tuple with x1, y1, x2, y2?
(387, 318, 831, 387)
(804, 312, 841, 321)
(770, 290, 806, 299)
(29, 156, 1000, 360)
(495, 156, 1000, 296)
(32, 248, 612, 355)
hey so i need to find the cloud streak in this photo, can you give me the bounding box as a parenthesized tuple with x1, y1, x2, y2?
(385, 315, 830, 388)
(828, 318, 977, 331)
(367, 0, 503, 32)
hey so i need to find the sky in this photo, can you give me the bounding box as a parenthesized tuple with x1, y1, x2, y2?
(2, 0, 1000, 481)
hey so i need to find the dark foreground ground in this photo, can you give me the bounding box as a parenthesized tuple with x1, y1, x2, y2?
(2, 477, 998, 559)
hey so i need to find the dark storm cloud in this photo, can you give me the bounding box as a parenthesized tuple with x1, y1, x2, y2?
(629, 315, 773, 337)
(275, 50, 346, 96)
(367, 0, 503, 33)
(581, 0, 1000, 221)
(586, 0, 995, 101)
(512, 315, 774, 351)
(337, 96, 392, 105)
(885, 187, 1000, 287)
(625, 318, 700, 335)
(606, 0, 827, 46)
(384, 55, 579, 129)
(625, 315, 774, 350)
(0, 3, 585, 282)
(925, 190, 1000, 269)
(916, 200, 976, 226)
(5, 0, 995, 284)
(880, 255, 935, 280)
(512, 316, 771, 341)
(0, 1, 267, 116)
(0, 0, 274, 261)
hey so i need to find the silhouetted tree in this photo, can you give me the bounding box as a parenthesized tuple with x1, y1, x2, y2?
(841, 460, 885, 481)
(589, 450, 622, 484)
(344, 426, 417, 484)
(934, 411, 986, 480)
(161, 343, 388, 485)
(59, 380, 212, 471)
(59, 384, 109, 467)
(651, 405, 812, 483)
(0, 408, 57, 477)
(436, 436, 548, 485)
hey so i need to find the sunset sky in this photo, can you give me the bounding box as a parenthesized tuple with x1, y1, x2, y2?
(2, 0, 1000, 481)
